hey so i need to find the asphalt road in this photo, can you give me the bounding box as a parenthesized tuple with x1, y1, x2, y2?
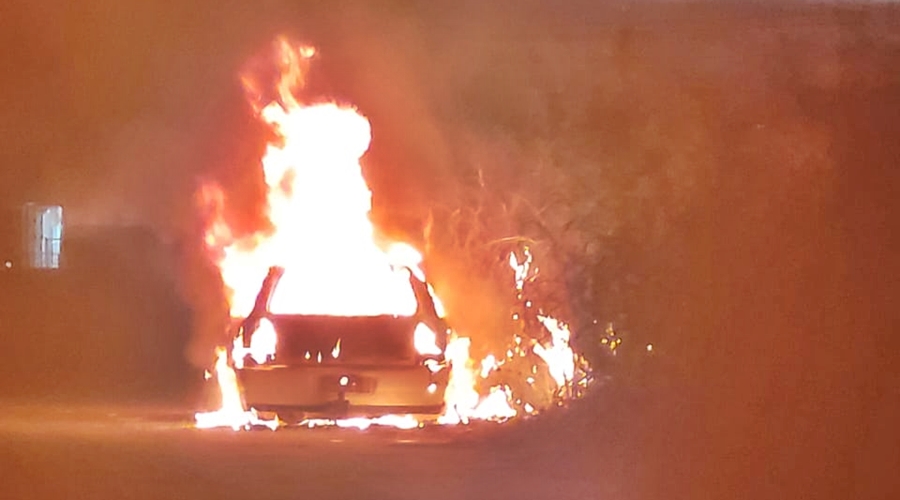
(0, 384, 642, 500)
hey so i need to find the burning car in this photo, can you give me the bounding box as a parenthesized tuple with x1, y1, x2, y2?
(194, 38, 591, 431)
(230, 264, 450, 420)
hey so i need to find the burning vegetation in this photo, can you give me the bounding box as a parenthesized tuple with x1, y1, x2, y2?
(194, 37, 591, 431)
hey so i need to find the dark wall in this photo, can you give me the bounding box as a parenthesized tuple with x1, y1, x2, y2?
(0, 207, 20, 264)
(0, 226, 195, 403)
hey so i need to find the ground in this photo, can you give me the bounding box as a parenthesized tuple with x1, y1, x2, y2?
(0, 383, 644, 500)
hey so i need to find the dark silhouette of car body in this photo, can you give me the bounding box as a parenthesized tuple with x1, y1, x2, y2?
(233, 266, 449, 419)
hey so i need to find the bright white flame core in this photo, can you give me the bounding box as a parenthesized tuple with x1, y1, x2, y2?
(414, 323, 443, 356)
(212, 99, 419, 318)
(535, 316, 576, 388)
(510, 249, 532, 291)
(231, 318, 278, 369)
(437, 337, 516, 425)
(438, 337, 481, 425)
(480, 354, 498, 378)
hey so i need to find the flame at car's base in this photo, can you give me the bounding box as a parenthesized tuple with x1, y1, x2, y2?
(301, 414, 420, 430)
(194, 349, 279, 431)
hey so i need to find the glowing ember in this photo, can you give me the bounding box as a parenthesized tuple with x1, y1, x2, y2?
(331, 338, 342, 359)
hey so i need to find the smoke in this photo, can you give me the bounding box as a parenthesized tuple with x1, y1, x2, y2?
(3, 0, 879, 369)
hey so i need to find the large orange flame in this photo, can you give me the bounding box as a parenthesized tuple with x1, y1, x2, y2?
(207, 40, 416, 319)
